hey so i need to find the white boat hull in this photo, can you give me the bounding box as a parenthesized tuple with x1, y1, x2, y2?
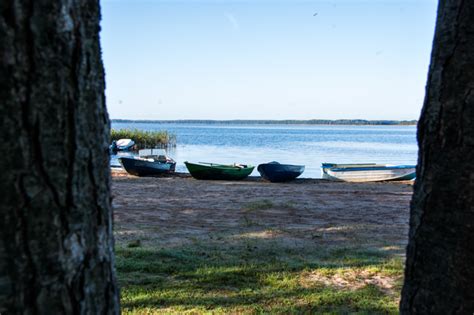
(322, 164, 416, 182)
(116, 138, 135, 150)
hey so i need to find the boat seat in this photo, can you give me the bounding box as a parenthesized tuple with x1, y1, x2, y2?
(156, 155, 167, 162)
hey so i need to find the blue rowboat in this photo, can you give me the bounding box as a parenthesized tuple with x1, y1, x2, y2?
(321, 163, 416, 182)
(257, 162, 305, 182)
(119, 149, 176, 176)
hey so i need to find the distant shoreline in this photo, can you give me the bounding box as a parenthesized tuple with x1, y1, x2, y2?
(111, 119, 417, 126)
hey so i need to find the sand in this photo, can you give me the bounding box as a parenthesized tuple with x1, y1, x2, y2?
(111, 170, 413, 254)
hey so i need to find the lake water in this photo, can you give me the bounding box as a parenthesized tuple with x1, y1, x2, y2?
(111, 122, 418, 178)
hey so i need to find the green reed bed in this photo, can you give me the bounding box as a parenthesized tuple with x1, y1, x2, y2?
(111, 129, 177, 149)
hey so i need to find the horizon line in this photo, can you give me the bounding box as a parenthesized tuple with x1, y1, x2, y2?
(111, 118, 418, 125)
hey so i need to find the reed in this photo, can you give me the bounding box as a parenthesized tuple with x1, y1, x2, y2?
(111, 128, 176, 149)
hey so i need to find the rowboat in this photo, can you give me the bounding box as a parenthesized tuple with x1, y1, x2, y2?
(110, 138, 135, 152)
(257, 162, 305, 182)
(119, 149, 176, 176)
(321, 163, 416, 182)
(184, 161, 254, 180)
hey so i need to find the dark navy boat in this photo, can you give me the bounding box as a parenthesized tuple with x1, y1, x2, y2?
(119, 149, 176, 176)
(257, 162, 305, 182)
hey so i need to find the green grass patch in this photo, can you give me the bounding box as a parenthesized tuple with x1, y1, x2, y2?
(111, 128, 177, 149)
(116, 241, 403, 314)
(243, 200, 299, 212)
(244, 199, 274, 211)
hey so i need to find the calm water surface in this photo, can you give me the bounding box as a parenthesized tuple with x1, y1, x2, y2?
(111, 122, 418, 178)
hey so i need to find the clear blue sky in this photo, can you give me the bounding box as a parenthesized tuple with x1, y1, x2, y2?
(100, 0, 438, 120)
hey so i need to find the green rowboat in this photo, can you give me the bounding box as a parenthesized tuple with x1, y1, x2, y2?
(184, 162, 254, 180)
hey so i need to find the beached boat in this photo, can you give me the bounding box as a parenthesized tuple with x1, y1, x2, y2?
(321, 163, 416, 182)
(110, 138, 135, 152)
(184, 162, 254, 180)
(257, 162, 305, 182)
(119, 149, 176, 176)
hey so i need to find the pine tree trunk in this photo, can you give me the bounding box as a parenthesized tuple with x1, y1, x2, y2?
(0, 1, 120, 313)
(400, 0, 474, 313)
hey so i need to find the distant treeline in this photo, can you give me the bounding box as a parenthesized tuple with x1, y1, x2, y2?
(112, 119, 417, 126)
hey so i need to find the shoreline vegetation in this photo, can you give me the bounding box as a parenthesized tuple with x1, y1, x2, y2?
(112, 119, 417, 126)
(111, 128, 177, 149)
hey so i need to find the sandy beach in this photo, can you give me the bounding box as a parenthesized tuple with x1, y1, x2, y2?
(112, 170, 413, 253)
(112, 170, 414, 313)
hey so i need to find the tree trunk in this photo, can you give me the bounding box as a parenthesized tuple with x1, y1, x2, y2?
(0, 1, 119, 313)
(401, 0, 474, 313)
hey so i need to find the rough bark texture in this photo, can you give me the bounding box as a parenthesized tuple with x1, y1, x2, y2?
(401, 0, 474, 313)
(0, 0, 120, 313)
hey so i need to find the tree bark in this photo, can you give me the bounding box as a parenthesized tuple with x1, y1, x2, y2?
(0, 0, 119, 313)
(401, 0, 474, 313)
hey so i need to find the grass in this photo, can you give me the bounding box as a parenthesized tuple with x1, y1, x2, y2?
(111, 129, 177, 149)
(116, 240, 404, 314)
(244, 200, 274, 211)
(243, 199, 297, 212)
